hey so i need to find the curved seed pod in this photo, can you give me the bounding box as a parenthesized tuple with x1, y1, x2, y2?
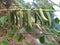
(23, 10, 27, 26)
(10, 11, 15, 25)
(39, 8, 48, 21)
(14, 11, 18, 25)
(45, 12, 51, 26)
(19, 11, 23, 28)
(35, 11, 44, 25)
(27, 9, 32, 28)
(34, 11, 38, 23)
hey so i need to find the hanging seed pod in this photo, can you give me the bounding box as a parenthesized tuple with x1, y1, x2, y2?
(34, 10, 38, 23)
(10, 11, 15, 25)
(35, 11, 44, 25)
(45, 12, 51, 26)
(15, 11, 18, 25)
(39, 8, 48, 21)
(7, 11, 10, 23)
(19, 10, 23, 28)
(23, 10, 27, 26)
(27, 9, 32, 28)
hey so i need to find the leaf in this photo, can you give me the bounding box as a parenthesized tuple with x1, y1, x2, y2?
(47, 42, 57, 45)
(55, 18, 60, 24)
(13, 26, 18, 32)
(16, 34, 24, 42)
(0, 16, 7, 24)
(1, 41, 9, 45)
(26, 26, 33, 33)
(0, 25, 3, 31)
(39, 35, 45, 44)
(20, 27, 24, 33)
(6, 34, 14, 38)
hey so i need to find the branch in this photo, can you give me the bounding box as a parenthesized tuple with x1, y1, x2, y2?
(0, 9, 60, 11)
(49, 0, 60, 8)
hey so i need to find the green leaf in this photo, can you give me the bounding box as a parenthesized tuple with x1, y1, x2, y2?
(55, 18, 60, 24)
(1, 41, 9, 45)
(6, 34, 14, 38)
(16, 34, 24, 42)
(0, 16, 7, 24)
(47, 42, 57, 45)
(20, 27, 24, 33)
(0, 25, 3, 31)
(26, 27, 33, 33)
(39, 35, 45, 44)
(13, 26, 18, 32)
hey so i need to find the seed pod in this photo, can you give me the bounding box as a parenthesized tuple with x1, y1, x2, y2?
(35, 11, 44, 25)
(15, 11, 18, 25)
(23, 10, 27, 26)
(45, 12, 51, 26)
(34, 11, 38, 23)
(39, 8, 48, 21)
(19, 10, 23, 28)
(27, 9, 32, 28)
(10, 11, 15, 25)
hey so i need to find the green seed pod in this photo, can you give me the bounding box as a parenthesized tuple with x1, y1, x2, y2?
(23, 10, 27, 26)
(15, 12, 18, 25)
(19, 11, 23, 28)
(35, 11, 44, 25)
(39, 8, 48, 21)
(10, 11, 15, 25)
(27, 9, 32, 28)
(45, 12, 51, 26)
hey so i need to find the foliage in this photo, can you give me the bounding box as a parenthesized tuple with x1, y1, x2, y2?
(0, 16, 7, 25)
(26, 26, 33, 33)
(47, 42, 57, 45)
(0, 0, 60, 45)
(12, 25, 18, 32)
(39, 35, 45, 43)
(1, 41, 9, 45)
(54, 18, 60, 24)
(16, 34, 24, 42)
(6, 33, 14, 38)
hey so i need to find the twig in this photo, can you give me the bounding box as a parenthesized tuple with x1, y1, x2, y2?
(49, 0, 60, 8)
(0, 9, 60, 11)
